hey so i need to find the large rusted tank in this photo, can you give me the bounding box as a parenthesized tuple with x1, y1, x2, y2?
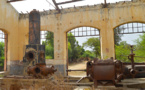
(87, 58, 116, 87)
(27, 63, 57, 78)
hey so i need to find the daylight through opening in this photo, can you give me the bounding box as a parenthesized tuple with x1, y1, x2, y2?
(67, 26, 100, 76)
(0, 30, 7, 71)
(114, 22, 145, 62)
(41, 31, 54, 60)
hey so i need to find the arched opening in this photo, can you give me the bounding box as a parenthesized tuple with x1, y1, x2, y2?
(40, 31, 54, 60)
(0, 30, 8, 71)
(66, 26, 100, 76)
(114, 22, 145, 62)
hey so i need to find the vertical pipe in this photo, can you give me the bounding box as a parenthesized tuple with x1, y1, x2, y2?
(104, 0, 106, 5)
(29, 9, 40, 44)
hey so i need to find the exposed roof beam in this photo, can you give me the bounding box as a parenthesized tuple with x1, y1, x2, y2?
(52, 0, 61, 13)
(57, 0, 84, 5)
(7, 0, 24, 3)
(52, 0, 84, 13)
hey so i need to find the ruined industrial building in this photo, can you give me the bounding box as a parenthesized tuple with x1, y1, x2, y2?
(1, 0, 145, 89)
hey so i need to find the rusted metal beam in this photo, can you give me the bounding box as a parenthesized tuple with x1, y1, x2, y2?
(52, 0, 84, 13)
(52, 0, 61, 13)
(123, 63, 145, 65)
(64, 83, 93, 86)
(7, 0, 24, 3)
(57, 0, 84, 5)
(103, 0, 107, 8)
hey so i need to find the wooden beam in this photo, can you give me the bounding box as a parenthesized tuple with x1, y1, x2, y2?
(57, 0, 84, 5)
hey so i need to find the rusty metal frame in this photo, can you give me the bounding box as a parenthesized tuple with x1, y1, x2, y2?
(52, 0, 84, 13)
(7, 0, 24, 3)
(0, 30, 8, 71)
(115, 22, 145, 35)
(57, 0, 84, 5)
(67, 27, 100, 37)
(114, 22, 145, 61)
(52, 0, 61, 13)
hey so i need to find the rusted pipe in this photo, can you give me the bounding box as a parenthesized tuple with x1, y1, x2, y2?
(128, 45, 135, 69)
(29, 9, 40, 44)
(27, 63, 57, 77)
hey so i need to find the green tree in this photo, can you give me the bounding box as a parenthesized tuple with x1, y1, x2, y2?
(82, 50, 95, 59)
(42, 32, 54, 59)
(114, 26, 124, 45)
(67, 33, 85, 63)
(0, 42, 4, 66)
(115, 41, 131, 62)
(134, 33, 145, 62)
(83, 37, 100, 58)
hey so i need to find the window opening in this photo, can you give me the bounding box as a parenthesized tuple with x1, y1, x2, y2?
(114, 22, 145, 62)
(40, 31, 54, 59)
(67, 26, 100, 76)
(0, 30, 7, 71)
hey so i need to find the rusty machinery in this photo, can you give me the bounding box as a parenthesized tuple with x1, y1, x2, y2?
(86, 45, 145, 87)
(67, 45, 145, 87)
(22, 9, 57, 78)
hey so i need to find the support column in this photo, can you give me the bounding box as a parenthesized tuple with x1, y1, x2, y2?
(100, 23, 115, 59)
(51, 15, 67, 76)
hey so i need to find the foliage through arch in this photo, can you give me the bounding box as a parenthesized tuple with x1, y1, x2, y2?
(114, 22, 145, 62)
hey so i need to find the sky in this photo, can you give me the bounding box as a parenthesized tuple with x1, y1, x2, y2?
(10, 0, 131, 13)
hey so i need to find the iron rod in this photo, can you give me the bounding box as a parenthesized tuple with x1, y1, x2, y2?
(57, 0, 84, 5)
(123, 62, 145, 65)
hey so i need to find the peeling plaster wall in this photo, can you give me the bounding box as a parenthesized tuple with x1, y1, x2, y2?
(1, 0, 145, 75)
(0, 0, 19, 69)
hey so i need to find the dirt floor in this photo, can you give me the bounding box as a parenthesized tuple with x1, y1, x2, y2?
(68, 61, 87, 77)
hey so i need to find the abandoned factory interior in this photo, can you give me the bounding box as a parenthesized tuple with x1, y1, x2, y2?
(1, 0, 145, 89)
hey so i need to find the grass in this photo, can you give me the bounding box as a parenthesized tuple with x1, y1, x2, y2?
(0, 74, 3, 78)
(2, 74, 75, 90)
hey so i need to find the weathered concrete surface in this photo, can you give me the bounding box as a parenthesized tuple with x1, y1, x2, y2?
(0, 0, 19, 65)
(1, 0, 145, 75)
